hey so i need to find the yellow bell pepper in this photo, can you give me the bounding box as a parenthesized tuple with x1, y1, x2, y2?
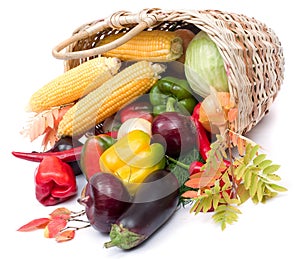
(99, 130, 165, 191)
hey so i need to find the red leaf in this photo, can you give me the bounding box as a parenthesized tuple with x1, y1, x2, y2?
(49, 207, 71, 220)
(55, 230, 75, 242)
(44, 218, 67, 238)
(17, 218, 50, 232)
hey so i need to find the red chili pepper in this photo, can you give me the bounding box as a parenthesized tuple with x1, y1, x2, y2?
(11, 146, 82, 163)
(11, 133, 116, 163)
(191, 103, 231, 168)
(191, 103, 211, 161)
(35, 156, 77, 206)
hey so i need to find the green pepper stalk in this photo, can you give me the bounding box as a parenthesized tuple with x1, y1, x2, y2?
(149, 76, 198, 116)
(166, 155, 204, 176)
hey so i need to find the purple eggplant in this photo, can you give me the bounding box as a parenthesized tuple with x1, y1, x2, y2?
(104, 169, 179, 250)
(78, 173, 132, 233)
(151, 112, 197, 158)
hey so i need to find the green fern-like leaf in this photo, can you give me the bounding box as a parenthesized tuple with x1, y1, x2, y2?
(186, 134, 286, 230)
(233, 143, 287, 204)
(212, 204, 242, 230)
(253, 154, 267, 165)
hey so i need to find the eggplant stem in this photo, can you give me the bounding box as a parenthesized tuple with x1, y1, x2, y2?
(104, 224, 145, 250)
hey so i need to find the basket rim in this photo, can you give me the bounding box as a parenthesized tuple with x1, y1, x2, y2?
(52, 8, 285, 135)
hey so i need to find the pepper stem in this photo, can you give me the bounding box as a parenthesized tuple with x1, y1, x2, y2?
(165, 155, 190, 170)
(166, 97, 177, 112)
(104, 224, 145, 250)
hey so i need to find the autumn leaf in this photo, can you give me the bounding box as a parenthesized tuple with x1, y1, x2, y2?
(49, 207, 71, 220)
(181, 190, 199, 199)
(17, 218, 50, 232)
(227, 108, 238, 123)
(185, 178, 202, 189)
(186, 165, 223, 190)
(55, 230, 75, 242)
(44, 218, 67, 238)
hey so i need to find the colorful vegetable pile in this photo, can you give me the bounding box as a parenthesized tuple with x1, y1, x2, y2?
(14, 29, 287, 249)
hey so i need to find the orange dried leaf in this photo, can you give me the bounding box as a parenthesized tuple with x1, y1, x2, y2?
(237, 137, 247, 156)
(189, 165, 223, 190)
(199, 91, 236, 133)
(185, 178, 202, 189)
(50, 207, 71, 217)
(227, 108, 238, 122)
(17, 218, 50, 232)
(50, 207, 71, 220)
(229, 131, 238, 146)
(44, 218, 67, 238)
(189, 172, 203, 179)
(181, 190, 199, 198)
(55, 230, 75, 243)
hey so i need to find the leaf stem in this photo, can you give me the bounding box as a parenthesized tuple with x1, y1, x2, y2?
(69, 218, 90, 223)
(61, 224, 91, 232)
(70, 210, 86, 218)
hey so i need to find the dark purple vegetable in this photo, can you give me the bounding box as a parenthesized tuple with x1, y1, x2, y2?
(151, 111, 197, 158)
(48, 136, 82, 152)
(77, 173, 132, 233)
(104, 169, 179, 250)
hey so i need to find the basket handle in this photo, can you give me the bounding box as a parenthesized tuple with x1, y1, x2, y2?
(52, 10, 163, 60)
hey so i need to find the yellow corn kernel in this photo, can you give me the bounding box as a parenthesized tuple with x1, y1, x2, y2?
(57, 61, 165, 137)
(27, 57, 121, 112)
(96, 30, 183, 62)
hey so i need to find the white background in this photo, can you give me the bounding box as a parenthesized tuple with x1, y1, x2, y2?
(1, 1, 298, 258)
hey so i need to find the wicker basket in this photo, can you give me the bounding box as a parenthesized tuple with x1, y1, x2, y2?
(52, 8, 285, 135)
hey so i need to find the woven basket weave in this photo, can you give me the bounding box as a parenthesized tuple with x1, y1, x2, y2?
(52, 8, 285, 135)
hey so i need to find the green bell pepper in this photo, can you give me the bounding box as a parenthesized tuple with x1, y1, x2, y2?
(149, 76, 198, 116)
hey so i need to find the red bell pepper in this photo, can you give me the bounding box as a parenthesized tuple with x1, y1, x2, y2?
(35, 156, 77, 206)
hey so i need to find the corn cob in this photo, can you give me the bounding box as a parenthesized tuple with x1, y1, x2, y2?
(27, 57, 121, 112)
(96, 30, 183, 62)
(57, 61, 165, 137)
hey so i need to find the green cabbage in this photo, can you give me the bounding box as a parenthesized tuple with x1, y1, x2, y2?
(184, 31, 229, 97)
